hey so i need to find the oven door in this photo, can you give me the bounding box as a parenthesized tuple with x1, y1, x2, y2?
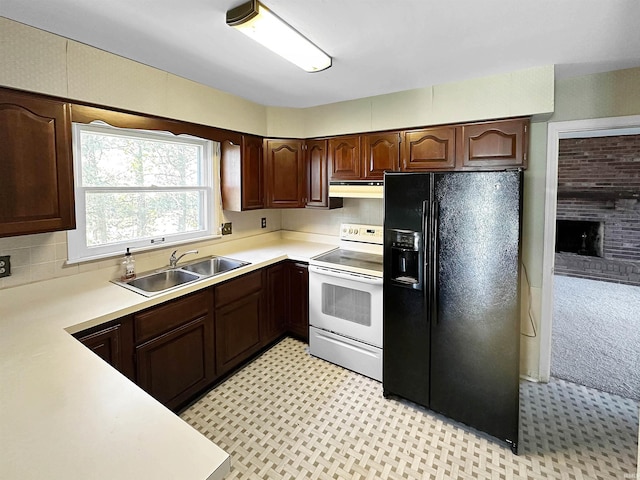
(308, 265, 383, 348)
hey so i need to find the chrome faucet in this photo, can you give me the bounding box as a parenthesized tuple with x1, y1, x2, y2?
(169, 249, 199, 268)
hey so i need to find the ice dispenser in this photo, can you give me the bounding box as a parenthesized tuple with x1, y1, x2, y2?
(388, 229, 423, 290)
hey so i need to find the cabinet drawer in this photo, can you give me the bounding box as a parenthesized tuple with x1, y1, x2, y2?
(215, 270, 262, 307)
(135, 290, 210, 344)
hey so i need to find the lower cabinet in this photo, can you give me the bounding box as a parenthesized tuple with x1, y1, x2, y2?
(134, 289, 215, 411)
(74, 261, 311, 409)
(287, 262, 309, 341)
(74, 317, 135, 382)
(263, 262, 287, 345)
(214, 270, 264, 376)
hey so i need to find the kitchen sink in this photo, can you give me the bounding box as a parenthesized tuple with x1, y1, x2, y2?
(127, 269, 199, 292)
(180, 256, 250, 276)
(112, 255, 250, 297)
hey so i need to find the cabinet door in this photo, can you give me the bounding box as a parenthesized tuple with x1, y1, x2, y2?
(263, 263, 287, 345)
(0, 88, 75, 237)
(287, 262, 309, 342)
(306, 139, 329, 208)
(328, 136, 361, 180)
(77, 325, 121, 370)
(136, 315, 215, 411)
(215, 290, 263, 375)
(242, 135, 265, 209)
(459, 119, 528, 169)
(401, 127, 456, 171)
(363, 133, 400, 179)
(75, 317, 135, 381)
(264, 139, 305, 208)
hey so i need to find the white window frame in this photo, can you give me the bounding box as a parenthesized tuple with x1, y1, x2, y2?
(68, 122, 219, 263)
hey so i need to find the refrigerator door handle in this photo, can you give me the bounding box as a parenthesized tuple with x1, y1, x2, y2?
(422, 200, 429, 302)
(431, 200, 440, 326)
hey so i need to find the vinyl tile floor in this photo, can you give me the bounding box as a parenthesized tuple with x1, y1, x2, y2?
(180, 338, 639, 479)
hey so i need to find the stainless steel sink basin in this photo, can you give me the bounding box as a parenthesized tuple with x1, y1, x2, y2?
(180, 256, 250, 276)
(112, 255, 251, 296)
(120, 269, 200, 295)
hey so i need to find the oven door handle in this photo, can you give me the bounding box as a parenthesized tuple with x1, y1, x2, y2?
(308, 265, 383, 285)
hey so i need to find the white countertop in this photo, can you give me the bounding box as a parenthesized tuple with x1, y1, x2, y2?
(0, 234, 336, 480)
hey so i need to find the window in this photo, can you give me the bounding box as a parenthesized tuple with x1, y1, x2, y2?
(68, 122, 218, 262)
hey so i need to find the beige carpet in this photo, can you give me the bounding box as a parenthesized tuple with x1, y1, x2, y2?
(181, 337, 638, 479)
(552, 274, 640, 400)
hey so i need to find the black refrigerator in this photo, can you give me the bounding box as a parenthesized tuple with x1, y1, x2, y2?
(383, 170, 522, 454)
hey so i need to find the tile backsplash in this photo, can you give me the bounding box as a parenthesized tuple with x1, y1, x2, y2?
(281, 198, 384, 235)
(0, 231, 72, 289)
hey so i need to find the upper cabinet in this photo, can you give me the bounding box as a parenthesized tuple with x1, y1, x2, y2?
(459, 118, 528, 170)
(264, 139, 306, 208)
(0, 88, 75, 237)
(221, 134, 264, 212)
(328, 135, 361, 180)
(401, 127, 456, 171)
(321, 117, 528, 180)
(328, 133, 400, 181)
(306, 139, 343, 209)
(363, 133, 400, 179)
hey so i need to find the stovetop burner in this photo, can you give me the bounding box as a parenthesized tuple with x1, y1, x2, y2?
(310, 224, 383, 277)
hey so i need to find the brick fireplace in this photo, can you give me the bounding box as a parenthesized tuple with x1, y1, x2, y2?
(555, 135, 640, 286)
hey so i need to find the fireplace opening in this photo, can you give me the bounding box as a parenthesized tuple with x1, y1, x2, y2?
(556, 220, 604, 257)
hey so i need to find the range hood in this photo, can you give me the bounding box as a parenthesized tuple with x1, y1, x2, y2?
(329, 181, 384, 199)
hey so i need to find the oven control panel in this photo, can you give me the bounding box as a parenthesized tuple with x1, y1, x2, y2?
(340, 223, 383, 244)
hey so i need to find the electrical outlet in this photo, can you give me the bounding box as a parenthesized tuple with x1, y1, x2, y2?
(221, 222, 232, 235)
(0, 255, 11, 278)
(261, 217, 267, 228)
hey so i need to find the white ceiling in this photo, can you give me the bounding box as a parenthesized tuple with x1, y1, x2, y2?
(2, 0, 640, 108)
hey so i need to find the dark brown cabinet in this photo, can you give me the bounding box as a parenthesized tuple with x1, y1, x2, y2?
(77, 324, 121, 367)
(402, 127, 456, 171)
(74, 317, 135, 381)
(328, 135, 361, 180)
(328, 132, 400, 180)
(221, 134, 265, 211)
(459, 118, 528, 169)
(286, 262, 309, 341)
(214, 270, 264, 375)
(363, 133, 400, 179)
(134, 289, 215, 410)
(263, 262, 287, 345)
(0, 87, 75, 238)
(306, 139, 343, 209)
(264, 139, 306, 208)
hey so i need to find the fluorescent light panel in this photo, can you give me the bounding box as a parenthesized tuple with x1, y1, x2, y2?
(227, 0, 331, 73)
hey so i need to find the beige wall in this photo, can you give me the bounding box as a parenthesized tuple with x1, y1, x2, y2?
(267, 65, 555, 138)
(0, 18, 268, 135)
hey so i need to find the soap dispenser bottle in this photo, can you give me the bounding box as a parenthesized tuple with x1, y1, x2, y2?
(121, 248, 136, 281)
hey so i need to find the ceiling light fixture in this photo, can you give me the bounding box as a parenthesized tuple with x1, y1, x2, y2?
(226, 0, 332, 73)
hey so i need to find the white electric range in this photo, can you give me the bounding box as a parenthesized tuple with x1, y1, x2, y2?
(308, 223, 384, 381)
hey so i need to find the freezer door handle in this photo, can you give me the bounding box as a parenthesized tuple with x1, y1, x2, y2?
(422, 200, 430, 304)
(431, 200, 440, 326)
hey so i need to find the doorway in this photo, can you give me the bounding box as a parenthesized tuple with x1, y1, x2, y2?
(540, 115, 640, 477)
(540, 114, 640, 382)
